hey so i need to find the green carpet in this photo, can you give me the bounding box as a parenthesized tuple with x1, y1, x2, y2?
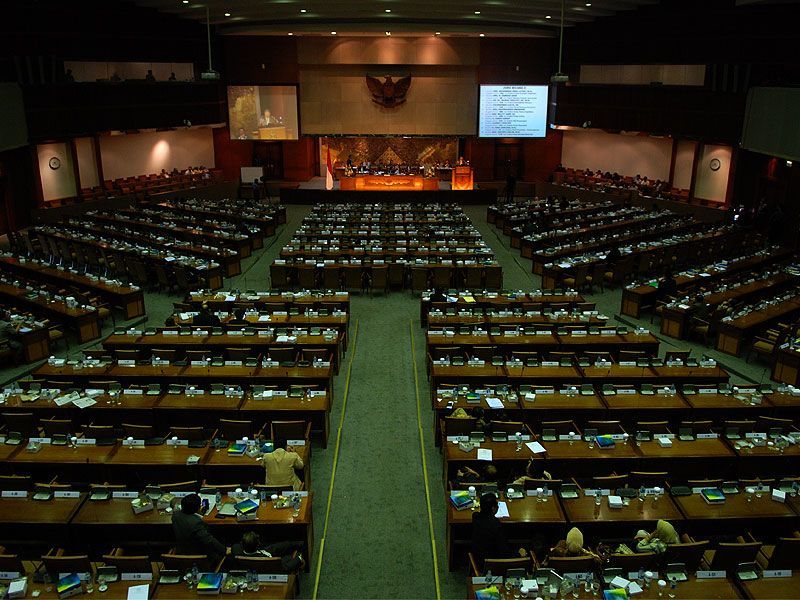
(0, 203, 772, 599)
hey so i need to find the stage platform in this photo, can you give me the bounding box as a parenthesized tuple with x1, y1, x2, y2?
(281, 177, 495, 204)
(280, 188, 496, 204)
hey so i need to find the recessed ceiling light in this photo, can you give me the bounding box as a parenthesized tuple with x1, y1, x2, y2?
(474, 11, 481, 15)
(479, 33, 485, 37)
(182, 0, 188, 4)
(300, 8, 307, 13)
(385, 8, 391, 12)
(545, 15, 552, 19)
(434, 31, 441, 35)
(224, 12, 230, 17)
(385, 31, 391, 35)
(288, 32, 293, 36)
(331, 31, 337, 35)
(585, 2, 592, 6)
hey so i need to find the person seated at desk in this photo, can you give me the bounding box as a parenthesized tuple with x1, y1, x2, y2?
(145, 69, 156, 82)
(605, 246, 622, 268)
(260, 439, 304, 491)
(228, 308, 249, 326)
(232, 531, 305, 572)
(455, 463, 497, 487)
(429, 287, 447, 303)
(194, 303, 221, 327)
(471, 493, 527, 563)
(656, 270, 678, 300)
(512, 458, 551, 486)
(172, 494, 231, 561)
(634, 519, 679, 554)
(547, 527, 601, 563)
(0, 310, 23, 363)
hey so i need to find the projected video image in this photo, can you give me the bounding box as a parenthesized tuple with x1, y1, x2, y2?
(478, 85, 548, 138)
(227, 85, 299, 140)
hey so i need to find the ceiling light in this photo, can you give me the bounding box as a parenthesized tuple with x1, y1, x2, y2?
(479, 33, 485, 37)
(224, 12, 230, 17)
(546, 15, 552, 19)
(300, 8, 307, 13)
(385, 31, 391, 35)
(288, 32, 293, 36)
(182, 0, 188, 4)
(331, 31, 337, 35)
(474, 11, 481, 15)
(434, 31, 441, 35)
(585, 2, 592, 5)
(385, 8, 391, 12)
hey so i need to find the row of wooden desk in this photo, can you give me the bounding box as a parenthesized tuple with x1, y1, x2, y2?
(0, 256, 146, 321)
(620, 247, 794, 319)
(0, 282, 101, 344)
(448, 488, 800, 571)
(0, 440, 312, 489)
(0, 490, 313, 572)
(2, 387, 332, 446)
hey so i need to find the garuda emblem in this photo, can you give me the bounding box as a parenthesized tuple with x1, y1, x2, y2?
(366, 75, 412, 108)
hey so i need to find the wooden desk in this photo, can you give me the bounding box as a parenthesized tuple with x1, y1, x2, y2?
(601, 392, 689, 413)
(0, 494, 86, 544)
(447, 493, 565, 570)
(0, 283, 101, 343)
(71, 493, 314, 567)
(339, 174, 439, 191)
(738, 572, 800, 599)
(772, 347, 800, 387)
(561, 494, 683, 527)
(673, 492, 798, 531)
(0, 257, 145, 320)
(717, 296, 800, 356)
(153, 578, 295, 599)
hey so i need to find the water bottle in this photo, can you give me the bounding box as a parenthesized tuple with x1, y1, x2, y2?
(485, 569, 493, 585)
(542, 483, 548, 502)
(638, 567, 645, 584)
(190, 563, 199, 588)
(215, 489, 222, 506)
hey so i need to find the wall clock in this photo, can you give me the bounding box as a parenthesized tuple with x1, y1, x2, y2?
(709, 158, 721, 171)
(48, 157, 61, 170)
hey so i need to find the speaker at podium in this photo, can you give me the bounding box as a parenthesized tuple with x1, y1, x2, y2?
(451, 166, 474, 190)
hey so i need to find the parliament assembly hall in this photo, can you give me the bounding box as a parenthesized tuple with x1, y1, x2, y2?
(1, 0, 800, 598)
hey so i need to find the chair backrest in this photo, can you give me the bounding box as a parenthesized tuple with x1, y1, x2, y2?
(766, 536, 800, 569)
(707, 541, 761, 572)
(443, 416, 478, 437)
(42, 553, 93, 580)
(159, 480, 200, 492)
(607, 552, 658, 571)
(662, 540, 709, 571)
(235, 555, 289, 574)
(102, 553, 153, 574)
(545, 554, 596, 573)
(592, 474, 628, 488)
(152, 348, 177, 362)
(42, 418, 73, 437)
(271, 420, 309, 441)
(540, 421, 579, 436)
(161, 552, 213, 573)
(0, 553, 25, 575)
(2, 412, 36, 438)
(481, 556, 532, 576)
(629, 472, 669, 488)
(586, 420, 623, 435)
(219, 419, 253, 441)
(268, 347, 297, 364)
(301, 348, 330, 362)
(0, 474, 33, 491)
(488, 421, 527, 435)
(121, 423, 155, 439)
(169, 426, 205, 441)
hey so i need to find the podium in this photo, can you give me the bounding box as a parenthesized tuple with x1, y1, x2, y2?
(451, 166, 474, 191)
(258, 126, 287, 140)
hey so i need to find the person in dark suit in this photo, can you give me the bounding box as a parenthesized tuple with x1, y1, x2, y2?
(228, 308, 249, 326)
(171, 494, 230, 561)
(429, 288, 447, 303)
(194, 304, 220, 327)
(471, 493, 511, 563)
(656, 270, 678, 300)
(231, 531, 305, 572)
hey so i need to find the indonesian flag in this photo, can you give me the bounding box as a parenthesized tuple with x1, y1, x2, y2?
(325, 145, 334, 190)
